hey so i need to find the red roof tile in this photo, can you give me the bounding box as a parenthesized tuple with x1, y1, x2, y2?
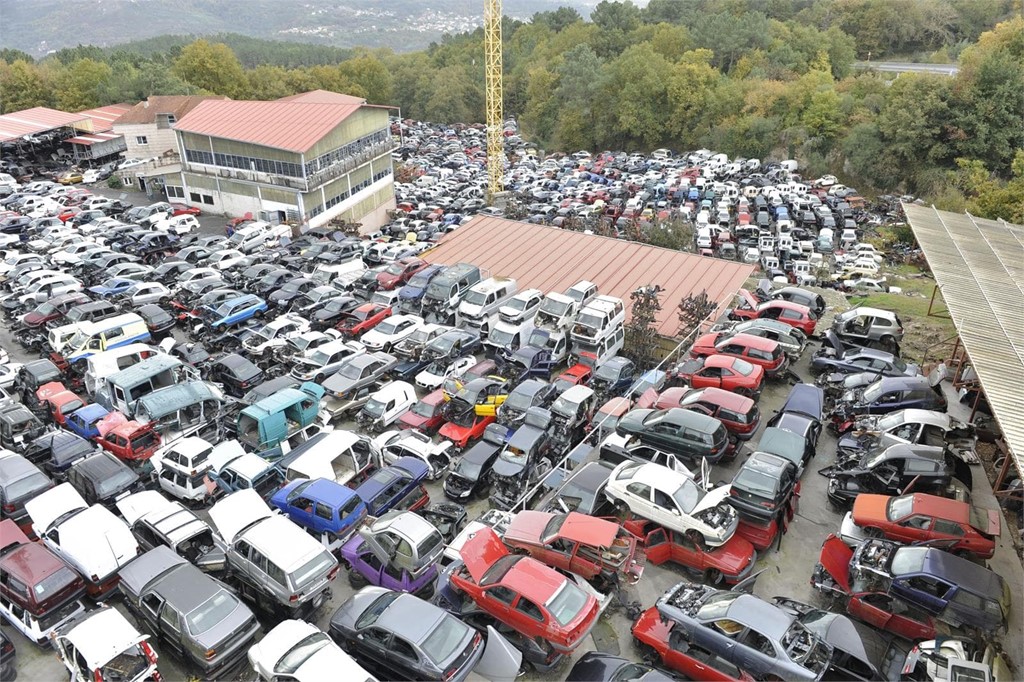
(173, 99, 363, 153)
(75, 103, 133, 133)
(421, 217, 754, 337)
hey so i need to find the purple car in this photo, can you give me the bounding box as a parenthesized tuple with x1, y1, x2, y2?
(341, 510, 444, 598)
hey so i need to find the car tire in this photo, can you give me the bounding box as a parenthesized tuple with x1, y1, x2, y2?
(735, 387, 753, 398)
(347, 570, 369, 589)
(315, 374, 325, 384)
(703, 568, 723, 585)
(632, 638, 658, 664)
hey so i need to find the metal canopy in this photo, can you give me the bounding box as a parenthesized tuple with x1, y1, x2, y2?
(904, 203, 1024, 470)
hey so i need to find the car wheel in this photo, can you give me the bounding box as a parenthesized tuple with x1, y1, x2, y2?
(632, 639, 658, 664)
(703, 568, 723, 585)
(254, 309, 265, 320)
(315, 373, 325, 384)
(735, 387, 753, 398)
(348, 570, 369, 588)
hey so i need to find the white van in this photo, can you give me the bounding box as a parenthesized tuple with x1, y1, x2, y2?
(572, 325, 625, 369)
(84, 343, 159, 397)
(571, 295, 625, 345)
(458, 276, 518, 335)
(64, 313, 152, 363)
(485, 317, 535, 356)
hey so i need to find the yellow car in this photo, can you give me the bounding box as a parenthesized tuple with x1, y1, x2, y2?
(58, 171, 84, 185)
(452, 376, 509, 417)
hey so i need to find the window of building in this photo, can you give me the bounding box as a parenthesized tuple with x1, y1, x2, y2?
(166, 186, 184, 199)
(189, 191, 214, 205)
(136, 136, 148, 145)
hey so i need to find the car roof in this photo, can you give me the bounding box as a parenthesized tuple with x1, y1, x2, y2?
(660, 407, 721, 434)
(0, 519, 73, 585)
(907, 493, 971, 523)
(74, 452, 130, 481)
(63, 608, 145, 669)
(682, 387, 752, 411)
(377, 592, 446, 644)
(895, 547, 1005, 599)
(723, 333, 778, 351)
(502, 553, 566, 603)
(724, 593, 793, 639)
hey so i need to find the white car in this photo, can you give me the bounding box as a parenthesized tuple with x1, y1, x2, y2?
(53, 606, 161, 682)
(604, 460, 738, 546)
(359, 314, 424, 352)
(206, 248, 249, 271)
(0, 362, 21, 390)
(242, 314, 312, 355)
(151, 436, 215, 503)
(357, 381, 416, 433)
(371, 429, 454, 480)
(125, 281, 172, 306)
(248, 620, 374, 682)
(415, 354, 476, 391)
(154, 214, 200, 235)
(105, 262, 153, 281)
(290, 338, 365, 383)
(25, 483, 140, 597)
(81, 169, 101, 184)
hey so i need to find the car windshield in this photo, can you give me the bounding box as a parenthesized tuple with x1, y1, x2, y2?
(33, 301, 56, 314)
(889, 547, 927, 575)
(411, 399, 438, 418)
(546, 581, 588, 626)
(290, 550, 335, 589)
(540, 298, 570, 317)
(731, 358, 756, 375)
(887, 495, 914, 520)
(696, 592, 739, 620)
(542, 514, 567, 543)
(462, 290, 488, 306)
(6, 469, 50, 501)
(363, 398, 387, 417)
(338, 362, 364, 380)
(673, 478, 705, 514)
(504, 391, 534, 412)
(385, 261, 408, 276)
(876, 412, 905, 431)
(489, 328, 514, 346)
(325, 299, 349, 312)
(308, 349, 333, 366)
(452, 456, 482, 479)
(733, 467, 779, 498)
(420, 615, 471, 665)
(576, 312, 602, 330)
(185, 590, 237, 635)
(275, 632, 331, 674)
(891, 357, 908, 372)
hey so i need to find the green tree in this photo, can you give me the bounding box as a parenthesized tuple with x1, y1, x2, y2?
(338, 54, 394, 104)
(521, 67, 560, 146)
(245, 65, 293, 100)
(589, 0, 643, 57)
(54, 58, 112, 111)
(0, 48, 33, 64)
(597, 43, 672, 148)
(172, 39, 247, 97)
(802, 89, 845, 143)
(531, 7, 583, 32)
(0, 59, 51, 112)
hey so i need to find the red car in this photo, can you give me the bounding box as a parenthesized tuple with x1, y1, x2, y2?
(375, 257, 428, 290)
(452, 527, 600, 655)
(398, 389, 447, 434)
(624, 519, 756, 586)
(336, 303, 392, 337)
(691, 332, 788, 378)
(673, 355, 764, 397)
(95, 414, 161, 461)
(554, 363, 592, 389)
(35, 382, 86, 427)
(632, 606, 755, 681)
(57, 206, 82, 223)
(729, 292, 817, 337)
(502, 511, 645, 588)
(814, 534, 937, 641)
(734, 487, 799, 551)
(673, 387, 760, 441)
(849, 493, 1000, 560)
(438, 412, 494, 449)
(169, 202, 201, 216)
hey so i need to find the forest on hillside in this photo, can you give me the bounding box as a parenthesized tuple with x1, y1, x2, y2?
(1, 0, 1021, 220)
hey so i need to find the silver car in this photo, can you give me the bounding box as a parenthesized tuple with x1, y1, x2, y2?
(119, 546, 260, 676)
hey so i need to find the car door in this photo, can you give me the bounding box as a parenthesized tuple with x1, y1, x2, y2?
(156, 599, 185, 656)
(892, 575, 951, 615)
(643, 527, 672, 565)
(672, 529, 705, 570)
(356, 626, 396, 677)
(482, 584, 516, 622)
(891, 514, 933, 543)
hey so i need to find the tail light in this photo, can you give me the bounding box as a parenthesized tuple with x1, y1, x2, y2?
(3, 503, 14, 512)
(142, 641, 158, 666)
(94, 670, 104, 682)
(289, 594, 299, 602)
(204, 649, 216, 661)
(328, 566, 339, 581)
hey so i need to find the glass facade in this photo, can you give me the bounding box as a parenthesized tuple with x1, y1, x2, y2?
(304, 128, 390, 177)
(184, 149, 303, 178)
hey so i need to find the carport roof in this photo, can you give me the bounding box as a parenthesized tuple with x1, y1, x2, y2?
(75, 103, 133, 132)
(904, 203, 1024, 470)
(0, 107, 89, 142)
(421, 217, 754, 337)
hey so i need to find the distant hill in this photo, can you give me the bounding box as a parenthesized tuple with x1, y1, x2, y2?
(1, 0, 598, 57)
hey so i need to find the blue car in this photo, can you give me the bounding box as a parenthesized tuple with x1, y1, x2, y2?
(271, 477, 367, 546)
(88, 277, 137, 298)
(354, 456, 429, 516)
(200, 293, 267, 329)
(397, 264, 443, 310)
(65, 404, 110, 439)
(837, 375, 946, 418)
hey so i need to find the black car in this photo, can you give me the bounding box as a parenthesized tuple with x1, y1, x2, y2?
(137, 304, 176, 338)
(66, 452, 143, 509)
(168, 341, 213, 370)
(728, 451, 799, 525)
(253, 269, 296, 296)
(442, 423, 509, 501)
(205, 353, 265, 398)
(766, 383, 824, 466)
(616, 408, 732, 465)
(0, 630, 15, 682)
(22, 431, 97, 480)
(0, 453, 53, 529)
(267, 277, 316, 307)
(541, 459, 615, 516)
(496, 379, 558, 427)
(152, 260, 192, 282)
(819, 443, 973, 509)
(567, 652, 674, 682)
(310, 295, 360, 330)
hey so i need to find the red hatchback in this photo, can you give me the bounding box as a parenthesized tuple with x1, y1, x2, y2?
(375, 257, 428, 290)
(632, 606, 755, 681)
(398, 389, 447, 434)
(452, 527, 600, 655)
(673, 387, 760, 441)
(691, 332, 788, 378)
(169, 202, 201, 216)
(336, 303, 392, 337)
(673, 355, 764, 397)
(625, 519, 755, 586)
(729, 291, 817, 337)
(849, 493, 999, 559)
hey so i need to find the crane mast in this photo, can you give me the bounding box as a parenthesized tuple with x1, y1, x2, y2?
(483, 0, 504, 201)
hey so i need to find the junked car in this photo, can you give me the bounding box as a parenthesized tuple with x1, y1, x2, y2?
(51, 606, 161, 682)
(342, 510, 445, 597)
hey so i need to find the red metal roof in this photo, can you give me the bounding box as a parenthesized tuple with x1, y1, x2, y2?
(276, 90, 366, 105)
(75, 103, 132, 133)
(173, 99, 364, 153)
(66, 132, 122, 146)
(422, 217, 755, 337)
(0, 107, 90, 142)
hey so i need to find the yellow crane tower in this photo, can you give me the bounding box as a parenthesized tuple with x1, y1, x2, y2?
(483, 0, 504, 202)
